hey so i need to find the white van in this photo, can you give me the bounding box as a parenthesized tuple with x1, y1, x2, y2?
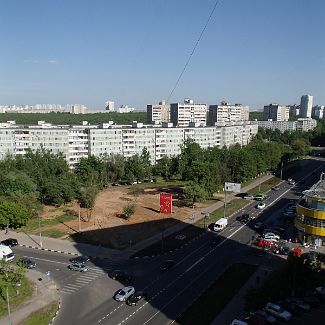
(0, 244, 15, 262)
(213, 218, 228, 232)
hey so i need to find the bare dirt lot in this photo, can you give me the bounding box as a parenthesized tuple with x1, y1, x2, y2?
(39, 184, 209, 249)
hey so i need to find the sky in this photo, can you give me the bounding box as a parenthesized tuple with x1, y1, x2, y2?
(0, 0, 324, 110)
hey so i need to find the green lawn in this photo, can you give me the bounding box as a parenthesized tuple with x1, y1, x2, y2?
(18, 214, 76, 233)
(196, 198, 248, 228)
(18, 301, 59, 325)
(175, 263, 257, 325)
(0, 276, 33, 317)
(247, 177, 280, 196)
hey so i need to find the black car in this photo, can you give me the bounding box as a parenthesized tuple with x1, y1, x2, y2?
(17, 257, 36, 269)
(1, 238, 18, 247)
(110, 270, 133, 282)
(237, 213, 252, 223)
(126, 291, 146, 306)
(69, 256, 90, 264)
(160, 260, 176, 272)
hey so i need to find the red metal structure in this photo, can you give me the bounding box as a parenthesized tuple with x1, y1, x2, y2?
(160, 193, 173, 214)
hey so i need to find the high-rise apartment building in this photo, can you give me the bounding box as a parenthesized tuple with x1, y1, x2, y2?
(300, 95, 313, 118)
(105, 101, 115, 112)
(0, 121, 258, 168)
(147, 100, 170, 124)
(263, 104, 289, 121)
(312, 105, 324, 120)
(208, 101, 249, 125)
(170, 99, 207, 127)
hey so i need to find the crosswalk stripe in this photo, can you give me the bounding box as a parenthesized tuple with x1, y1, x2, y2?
(64, 284, 82, 289)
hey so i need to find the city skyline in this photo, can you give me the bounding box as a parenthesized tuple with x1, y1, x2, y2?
(1, 0, 324, 110)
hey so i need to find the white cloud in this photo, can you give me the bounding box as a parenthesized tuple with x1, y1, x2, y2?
(23, 59, 58, 64)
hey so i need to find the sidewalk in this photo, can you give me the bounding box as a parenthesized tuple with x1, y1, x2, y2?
(0, 174, 273, 260)
(0, 269, 59, 325)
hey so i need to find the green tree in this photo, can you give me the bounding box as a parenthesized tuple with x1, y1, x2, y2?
(154, 155, 172, 179)
(140, 148, 152, 179)
(0, 201, 29, 228)
(0, 260, 26, 320)
(78, 186, 98, 221)
(123, 203, 136, 220)
(183, 182, 207, 207)
(291, 138, 310, 158)
(102, 153, 125, 183)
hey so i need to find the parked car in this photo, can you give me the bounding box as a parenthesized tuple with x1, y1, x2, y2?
(114, 286, 135, 302)
(285, 297, 311, 311)
(272, 186, 280, 191)
(69, 256, 90, 264)
(68, 262, 89, 272)
(280, 300, 303, 316)
(256, 202, 266, 209)
(109, 270, 133, 282)
(1, 238, 18, 247)
(126, 291, 146, 306)
(253, 310, 276, 324)
(17, 257, 36, 269)
(160, 260, 176, 271)
(263, 232, 280, 241)
(265, 302, 292, 321)
(314, 286, 325, 300)
(280, 246, 290, 255)
(301, 295, 321, 307)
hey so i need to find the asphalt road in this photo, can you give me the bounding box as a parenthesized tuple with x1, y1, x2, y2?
(11, 159, 325, 325)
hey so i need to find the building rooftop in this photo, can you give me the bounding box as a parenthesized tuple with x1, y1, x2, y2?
(306, 173, 325, 199)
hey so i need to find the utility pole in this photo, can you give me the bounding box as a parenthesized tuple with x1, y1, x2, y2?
(38, 213, 42, 248)
(6, 285, 12, 325)
(78, 203, 81, 233)
(223, 185, 227, 219)
(280, 161, 283, 180)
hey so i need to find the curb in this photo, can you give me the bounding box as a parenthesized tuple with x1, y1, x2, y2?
(49, 278, 61, 325)
(19, 244, 79, 256)
(19, 244, 122, 261)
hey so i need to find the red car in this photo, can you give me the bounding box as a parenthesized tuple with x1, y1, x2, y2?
(257, 239, 275, 248)
(291, 248, 302, 257)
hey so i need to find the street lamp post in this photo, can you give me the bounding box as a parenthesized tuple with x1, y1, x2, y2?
(38, 213, 42, 249)
(280, 161, 284, 180)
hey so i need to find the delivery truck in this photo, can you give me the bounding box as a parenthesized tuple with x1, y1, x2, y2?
(213, 218, 228, 232)
(0, 244, 15, 262)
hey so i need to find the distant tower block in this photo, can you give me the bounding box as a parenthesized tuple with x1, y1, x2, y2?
(105, 100, 115, 112)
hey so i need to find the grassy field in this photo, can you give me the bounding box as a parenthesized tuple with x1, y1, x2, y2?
(175, 263, 257, 325)
(17, 214, 76, 238)
(247, 177, 280, 196)
(0, 276, 33, 317)
(18, 301, 59, 325)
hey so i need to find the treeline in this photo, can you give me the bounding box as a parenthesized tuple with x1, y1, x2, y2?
(0, 111, 147, 125)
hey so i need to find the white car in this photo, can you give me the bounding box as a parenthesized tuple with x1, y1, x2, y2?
(256, 202, 266, 209)
(263, 232, 280, 241)
(265, 302, 292, 321)
(114, 286, 135, 302)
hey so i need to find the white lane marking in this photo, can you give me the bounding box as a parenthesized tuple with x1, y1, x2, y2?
(23, 256, 69, 266)
(63, 284, 82, 289)
(185, 256, 205, 273)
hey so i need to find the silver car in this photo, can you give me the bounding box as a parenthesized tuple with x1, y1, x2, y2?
(114, 286, 135, 302)
(68, 262, 89, 272)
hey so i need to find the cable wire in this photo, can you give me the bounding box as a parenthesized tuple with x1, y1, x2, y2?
(167, 0, 221, 102)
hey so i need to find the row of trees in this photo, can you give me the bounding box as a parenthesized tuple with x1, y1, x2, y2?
(0, 123, 323, 227)
(0, 112, 147, 126)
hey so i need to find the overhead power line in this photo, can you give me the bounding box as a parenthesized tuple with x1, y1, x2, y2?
(167, 0, 221, 102)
